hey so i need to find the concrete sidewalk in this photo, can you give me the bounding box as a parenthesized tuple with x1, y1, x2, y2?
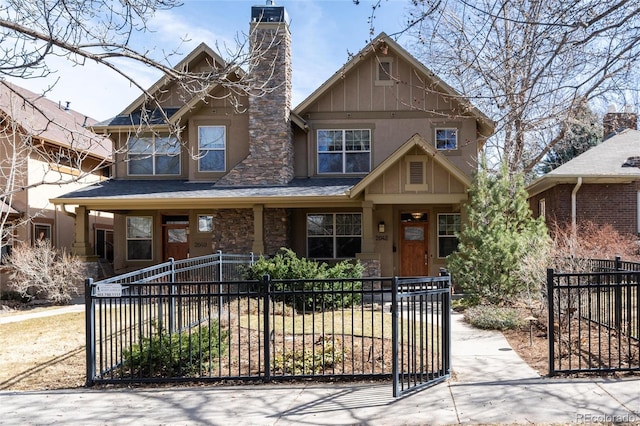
(0, 310, 638, 425)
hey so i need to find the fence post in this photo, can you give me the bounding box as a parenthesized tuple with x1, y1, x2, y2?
(85, 278, 96, 387)
(614, 256, 623, 330)
(217, 250, 223, 309)
(262, 274, 271, 383)
(391, 276, 399, 397)
(168, 257, 175, 333)
(547, 268, 555, 376)
(443, 275, 452, 375)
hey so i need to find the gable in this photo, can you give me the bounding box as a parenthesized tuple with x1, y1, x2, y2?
(350, 134, 470, 204)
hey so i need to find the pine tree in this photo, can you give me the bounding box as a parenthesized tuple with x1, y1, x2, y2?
(447, 160, 549, 305)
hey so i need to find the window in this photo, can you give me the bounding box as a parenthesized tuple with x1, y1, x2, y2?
(539, 198, 546, 222)
(33, 223, 52, 243)
(307, 213, 362, 258)
(317, 129, 371, 174)
(435, 128, 458, 150)
(198, 126, 226, 172)
(126, 216, 153, 260)
(438, 214, 460, 258)
(127, 134, 180, 175)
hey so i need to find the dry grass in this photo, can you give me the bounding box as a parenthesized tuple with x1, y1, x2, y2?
(0, 312, 86, 390)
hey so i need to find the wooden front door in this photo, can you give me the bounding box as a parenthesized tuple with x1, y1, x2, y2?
(163, 224, 189, 261)
(400, 222, 429, 276)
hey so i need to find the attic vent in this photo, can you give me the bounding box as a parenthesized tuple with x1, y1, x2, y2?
(622, 156, 640, 168)
(409, 161, 424, 184)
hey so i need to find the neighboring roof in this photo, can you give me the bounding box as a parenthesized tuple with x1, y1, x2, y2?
(0, 200, 20, 215)
(0, 81, 111, 160)
(349, 133, 471, 197)
(527, 129, 640, 196)
(94, 108, 181, 127)
(51, 178, 362, 209)
(293, 33, 495, 139)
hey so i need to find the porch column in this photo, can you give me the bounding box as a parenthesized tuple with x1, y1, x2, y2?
(252, 204, 265, 255)
(72, 206, 97, 260)
(361, 200, 375, 253)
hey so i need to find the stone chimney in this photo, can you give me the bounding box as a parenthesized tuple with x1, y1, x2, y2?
(216, 1, 293, 186)
(603, 105, 638, 139)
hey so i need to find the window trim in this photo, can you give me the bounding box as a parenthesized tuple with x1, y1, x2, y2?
(316, 129, 371, 175)
(437, 213, 460, 258)
(375, 58, 394, 86)
(126, 216, 153, 261)
(197, 125, 226, 173)
(33, 221, 53, 245)
(405, 155, 429, 191)
(435, 128, 459, 151)
(127, 134, 181, 176)
(306, 212, 362, 259)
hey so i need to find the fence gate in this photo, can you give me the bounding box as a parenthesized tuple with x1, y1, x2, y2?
(392, 276, 452, 397)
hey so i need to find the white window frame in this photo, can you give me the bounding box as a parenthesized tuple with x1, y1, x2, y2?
(317, 129, 371, 174)
(435, 128, 458, 151)
(126, 216, 153, 261)
(127, 134, 181, 176)
(437, 213, 460, 258)
(198, 126, 226, 172)
(306, 213, 362, 259)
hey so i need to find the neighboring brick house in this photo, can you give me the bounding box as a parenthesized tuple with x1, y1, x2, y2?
(527, 111, 640, 236)
(52, 3, 493, 277)
(0, 82, 113, 283)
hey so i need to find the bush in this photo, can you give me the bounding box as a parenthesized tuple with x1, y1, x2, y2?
(273, 336, 345, 375)
(243, 248, 364, 311)
(463, 305, 527, 330)
(121, 321, 229, 378)
(3, 240, 84, 304)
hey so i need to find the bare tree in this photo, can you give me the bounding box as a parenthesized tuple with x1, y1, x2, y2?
(398, 0, 640, 174)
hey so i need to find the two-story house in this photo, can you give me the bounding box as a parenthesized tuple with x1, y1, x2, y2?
(52, 3, 493, 277)
(0, 82, 113, 285)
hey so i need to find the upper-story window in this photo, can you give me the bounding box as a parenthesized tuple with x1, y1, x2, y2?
(376, 58, 394, 86)
(317, 129, 371, 174)
(127, 134, 180, 176)
(198, 126, 226, 172)
(435, 128, 458, 150)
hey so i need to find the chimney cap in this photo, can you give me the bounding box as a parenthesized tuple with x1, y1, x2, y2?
(251, 3, 290, 25)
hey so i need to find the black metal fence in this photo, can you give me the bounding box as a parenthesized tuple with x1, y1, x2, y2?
(547, 258, 640, 375)
(85, 274, 451, 396)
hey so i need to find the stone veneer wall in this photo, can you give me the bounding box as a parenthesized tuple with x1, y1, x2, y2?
(263, 208, 290, 255)
(211, 209, 254, 253)
(216, 21, 293, 186)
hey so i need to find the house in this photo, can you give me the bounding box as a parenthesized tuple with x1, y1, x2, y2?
(0, 82, 113, 283)
(527, 110, 640, 236)
(52, 3, 493, 277)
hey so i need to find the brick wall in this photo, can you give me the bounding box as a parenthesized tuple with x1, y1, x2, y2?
(530, 182, 639, 235)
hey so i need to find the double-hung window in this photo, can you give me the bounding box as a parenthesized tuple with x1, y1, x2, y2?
(435, 128, 458, 150)
(317, 129, 370, 174)
(126, 216, 153, 260)
(198, 126, 226, 172)
(128, 134, 180, 175)
(438, 213, 460, 258)
(307, 213, 362, 258)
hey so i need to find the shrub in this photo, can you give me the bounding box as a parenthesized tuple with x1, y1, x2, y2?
(3, 240, 84, 304)
(121, 321, 229, 378)
(244, 248, 364, 311)
(463, 305, 527, 330)
(272, 336, 345, 375)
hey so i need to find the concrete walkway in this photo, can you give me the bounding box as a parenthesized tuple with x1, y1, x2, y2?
(0, 308, 638, 425)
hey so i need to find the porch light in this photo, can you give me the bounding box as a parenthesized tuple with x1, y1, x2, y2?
(378, 221, 385, 233)
(411, 212, 422, 220)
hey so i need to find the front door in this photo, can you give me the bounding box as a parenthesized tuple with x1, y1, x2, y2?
(400, 222, 429, 276)
(163, 216, 190, 261)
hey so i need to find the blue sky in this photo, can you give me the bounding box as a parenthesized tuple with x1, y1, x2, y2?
(9, 0, 413, 121)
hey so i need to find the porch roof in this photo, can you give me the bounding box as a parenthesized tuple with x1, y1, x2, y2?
(50, 178, 363, 210)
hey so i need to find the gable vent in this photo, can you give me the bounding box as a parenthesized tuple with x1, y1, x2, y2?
(409, 161, 424, 184)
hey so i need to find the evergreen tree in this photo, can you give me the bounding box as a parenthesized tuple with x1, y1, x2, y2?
(447, 160, 549, 305)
